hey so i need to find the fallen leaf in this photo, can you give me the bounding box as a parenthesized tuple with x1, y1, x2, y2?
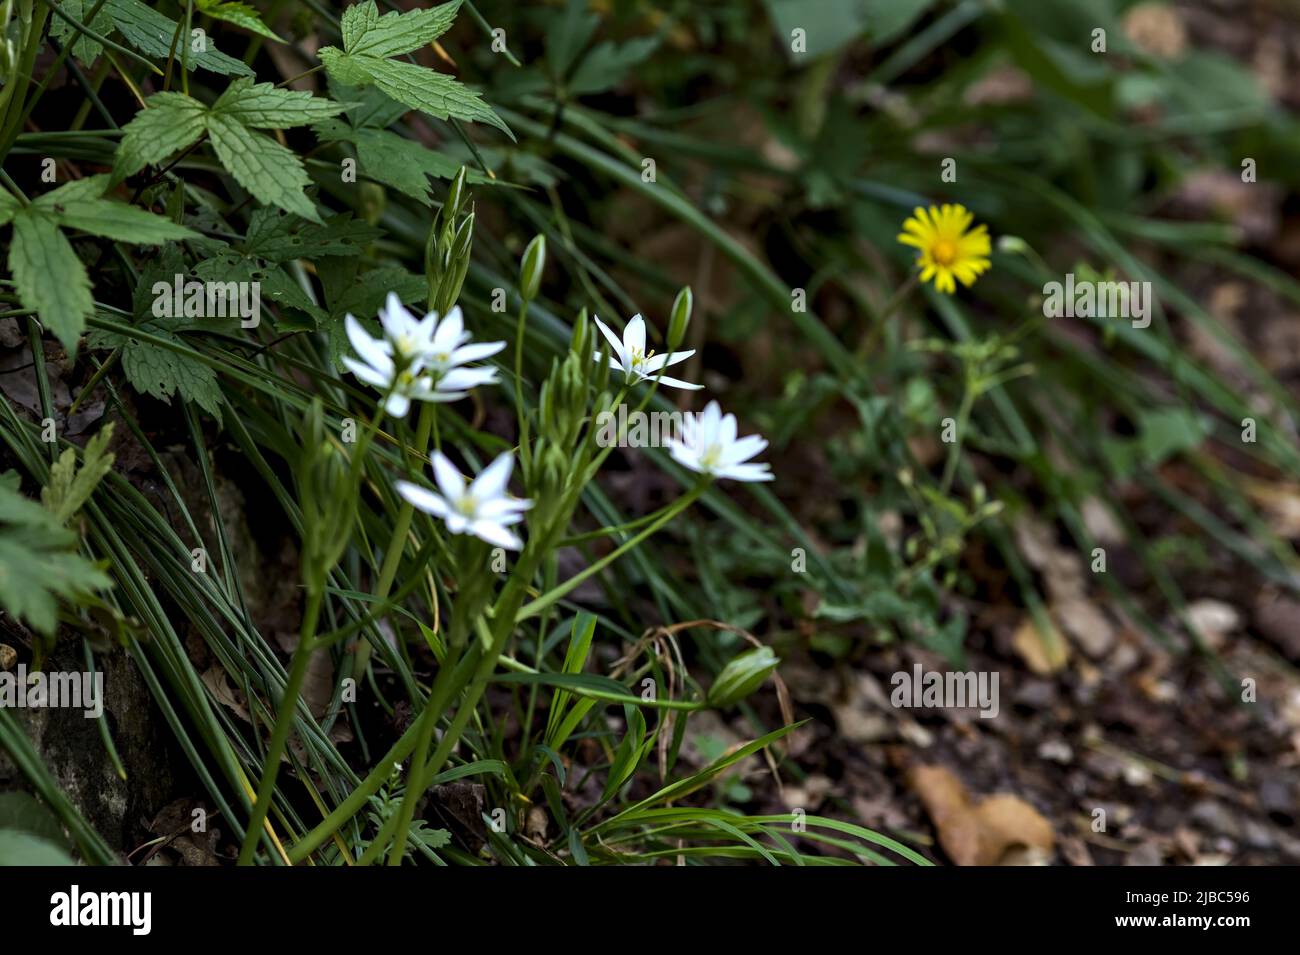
(1012, 616, 1070, 675)
(908, 764, 1055, 865)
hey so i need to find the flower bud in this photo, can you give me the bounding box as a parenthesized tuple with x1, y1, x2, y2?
(667, 286, 692, 350)
(445, 166, 469, 220)
(520, 234, 546, 302)
(569, 307, 589, 362)
(707, 646, 779, 708)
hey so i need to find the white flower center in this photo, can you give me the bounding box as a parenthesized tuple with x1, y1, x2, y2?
(700, 443, 723, 470)
(454, 496, 478, 519)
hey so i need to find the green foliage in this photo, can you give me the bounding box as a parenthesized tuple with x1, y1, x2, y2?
(1, 0, 1290, 871)
(319, 0, 511, 137)
(0, 474, 111, 637)
(42, 424, 116, 526)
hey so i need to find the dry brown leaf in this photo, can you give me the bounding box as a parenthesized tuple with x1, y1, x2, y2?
(909, 765, 1055, 865)
(200, 666, 250, 722)
(1012, 616, 1070, 675)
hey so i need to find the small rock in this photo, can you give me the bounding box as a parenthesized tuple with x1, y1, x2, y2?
(1037, 740, 1074, 764)
(1186, 599, 1241, 650)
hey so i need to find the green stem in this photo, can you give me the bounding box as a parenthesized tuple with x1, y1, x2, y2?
(237, 585, 323, 865)
(939, 381, 975, 496)
(514, 299, 532, 477)
(515, 482, 706, 622)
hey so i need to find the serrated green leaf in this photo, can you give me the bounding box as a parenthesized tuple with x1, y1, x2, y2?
(0, 190, 19, 228)
(112, 92, 208, 182)
(48, 0, 115, 65)
(105, 0, 255, 75)
(8, 212, 93, 353)
(346, 55, 512, 138)
(319, 2, 510, 139)
(341, 0, 461, 59)
(206, 114, 320, 222)
(212, 78, 347, 128)
(240, 208, 382, 261)
(344, 128, 469, 204)
(195, 0, 284, 41)
(0, 482, 112, 636)
(42, 424, 116, 526)
(327, 77, 410, 130)
(34, 176, 197, 244)
(114, 330, 224, 422)
(322, 266, 424, 366)
(193, 253, 324, 326)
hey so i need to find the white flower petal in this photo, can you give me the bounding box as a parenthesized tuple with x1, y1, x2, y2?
(623, 314, 646, 356)
(346, 314, 389, 370)
(450, 340, 506, 364)
(641, 349, 694, 372)
(439, 366, 498, 391)
(395, 481, 452, 517)
(470, 452, 514, 500)
(718, 413, 737, 447)
(380, 292, 419, 340)
(430, 451, 466, 500)
(718, 462, 773, 482)
(721, 434, 767, 466)
(342, 355, 391, 390)
(468, 519, 523, 551)
(431, 306, 466, 353)
(477, 497, 532, 520)
(384, 392, 411, 418)
(592, 315, 626, 363)
(650, 374, 704, 390)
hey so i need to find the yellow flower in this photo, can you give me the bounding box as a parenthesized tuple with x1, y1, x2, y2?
(897, 204, 992, 294)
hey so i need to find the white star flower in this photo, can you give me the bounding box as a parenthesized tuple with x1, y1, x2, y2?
(342, 294, 506, 417)
(592, 313, 702, 390)
(395, 450, 534, 550)
(667, 401, 773, 482)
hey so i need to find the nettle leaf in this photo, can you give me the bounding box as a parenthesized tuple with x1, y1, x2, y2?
(0, 190, 19, 228)
(361, 57, 511, 137)
(34, 175, 197, 244)
(322, 265, 424, 367)
(341, 0, 461, 58)
(195, 0, 284, 42)
(112, 92, 209, 182)
(105, 0, 255, 75)
(240, 208, 382, 262)
(42, 424, 116, 527)
(194, 252, 324, 327)
(4, 177, 196, 352)
(211, 78, 348, 128)
(49, 0, 115, 64)
(206, 113, 321, 222)
(114, 86, 340, 219)
(319, 1, 511, 138)
(92, 324, 225, 423)
(328, 78, 410, 129)
(0, 479, 112, 637)
(317, 125, 472, 204)
(7, 212, 93, 353)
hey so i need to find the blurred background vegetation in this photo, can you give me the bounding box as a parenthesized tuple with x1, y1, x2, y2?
(2, 0, 1299, 865)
